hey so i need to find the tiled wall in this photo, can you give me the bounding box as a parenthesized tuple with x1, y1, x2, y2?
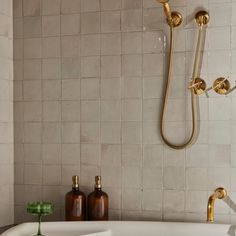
(13, 0, 236, 223)
(0, 0, 14, 227)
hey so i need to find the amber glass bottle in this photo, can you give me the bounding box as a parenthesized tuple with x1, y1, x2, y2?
(88, 176, 108, 221)
(65, 175, 86, 221)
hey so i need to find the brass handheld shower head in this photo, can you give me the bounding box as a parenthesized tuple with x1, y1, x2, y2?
(157, 0, 182, 27)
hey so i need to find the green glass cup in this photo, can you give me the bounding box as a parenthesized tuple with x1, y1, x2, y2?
(27, 202, 54, 236)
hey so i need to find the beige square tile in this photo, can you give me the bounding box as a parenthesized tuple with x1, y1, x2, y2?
(42, 16, 60, 37)
(42, 144, 61, 164)
(101, 0, 121, 10)
(24, 144, 42, 164)
(143, 31, 164, 53)
(122, 144, 142, 166)
(142, 189, 162, 211)
(101, 122, 121, 144)
(101, 33, 121, 55)
(14, 0, 23, 17)
(14, 18, 23, 38)
(163, 190, 185, 212)
(123, 0, 142, 9)
(143, 167, 163, 188)
(143, 53, 164, 76)
(23, 17, 41, 38)
(101, 11, 121, 33)
(143, 8, 164, 31)
(81, 12, 100, 34)
(164, 167, 185, 189)
(43, 165, 61, 185)
(61, 0, 81, 14)
(23, 80, 42, 101)
(42, 37, 61, 58)
(122, 10, 142, 31)
(81, 0, 100, 12)
(24, 101, 42, 122)
(43, 80, 61, 100)
(14, 81, 23, 101)
(42, 0, 60, 15)
(81, 122, 100, 143)
(101, 78, 121, 99)
(23, 0, 40, 16)
(101, 56, 121, 77)
(143, 99, 161, 121)
(81, 144, 100, 165)
(122, 122, 142, 144)
(122, 166, 141, 188)
(122, 32, 142, 54)
(62, 101, 80, 121)
(81, 78, 100, 99)
(122, 188, 142, 210)
(101, 144, 121, 166)
(24, 38, 41, 59)
(122, 77, 142, 98)
(101, 100, 121, 121)
(14, 60, 24, 80)
(42, 59, 61, 79)
(62, 122, 80, 143)
(81, 100, 100, 122)
(143, 77, 163, 99)
(186, 168, 208, 190)
(61, 36, 80, 58)
(81, 34, 100, 56)
(62, 58, 80, 78)
(122, 99, 142, 121)
(62, 79, 80, 100)
(43, 101, 61, 122)
(14, 39, 23, 59)
(24, 164, 42, 184)
(101, 166, 121, 187)
(42, 122, 61, 144)
(122, 55, 142, 77)
(62, 144, 80, 165)
(61, 14, 80, 36)
(81, 56, 100, 77)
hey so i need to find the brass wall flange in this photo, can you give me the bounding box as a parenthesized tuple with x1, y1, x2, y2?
(213, 77, 231, 95)
(195, 10, 210, 26)
(189, 78, 207, 95)
(169, 11, 183, 27)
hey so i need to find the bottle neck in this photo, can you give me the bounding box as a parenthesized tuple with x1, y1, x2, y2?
(95, 186, 102, 191)
(72, 186, 79, 191)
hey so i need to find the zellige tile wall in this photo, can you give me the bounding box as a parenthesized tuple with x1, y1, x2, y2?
(13, 0, 236, 223)
(0, 0, 14, 227)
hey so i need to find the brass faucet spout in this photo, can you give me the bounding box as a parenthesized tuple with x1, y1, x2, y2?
(207, 187, 227, 223)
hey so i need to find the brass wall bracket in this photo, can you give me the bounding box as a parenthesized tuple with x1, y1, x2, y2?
(195, 10, 210, 27)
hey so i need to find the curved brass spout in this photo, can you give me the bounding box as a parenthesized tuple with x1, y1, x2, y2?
(207, 187, 227, 222)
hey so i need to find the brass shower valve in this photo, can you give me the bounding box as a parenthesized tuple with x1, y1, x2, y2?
(189, 77, 234, 96)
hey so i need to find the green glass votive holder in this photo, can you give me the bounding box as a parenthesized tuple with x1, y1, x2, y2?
(27, 202, 54, 236)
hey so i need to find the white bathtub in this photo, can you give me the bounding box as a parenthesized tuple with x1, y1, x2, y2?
(1, 221, 235, 236)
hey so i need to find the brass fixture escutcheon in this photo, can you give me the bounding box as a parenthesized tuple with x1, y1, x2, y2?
(213, 77, 231, 95)
(169, 11, 183, 27)
(195, 10, 210, 26)
(189, 78, 207, 95)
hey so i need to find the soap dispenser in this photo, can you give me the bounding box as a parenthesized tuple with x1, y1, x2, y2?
(88, 176, 109, 221)
(65, 175, 86, 221)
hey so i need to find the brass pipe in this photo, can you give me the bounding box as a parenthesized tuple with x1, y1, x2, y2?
(207, 187, 227, 222)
